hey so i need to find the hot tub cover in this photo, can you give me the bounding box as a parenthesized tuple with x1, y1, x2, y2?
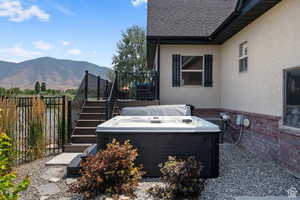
(120, 105, 191, 116)
(97, 116, 221, 133)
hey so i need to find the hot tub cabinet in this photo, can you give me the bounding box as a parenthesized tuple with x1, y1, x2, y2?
(96, 116, 221, 178)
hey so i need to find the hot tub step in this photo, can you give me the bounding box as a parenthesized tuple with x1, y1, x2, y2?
(79, 113, 106, 120)
(71, 135, 96, 143)
(73, 127, 96, 135)
(64, 143, 92, 153)
(85, 100, 107, 107)
(76, 120, 105, 127)
(81, 106, 106, 113)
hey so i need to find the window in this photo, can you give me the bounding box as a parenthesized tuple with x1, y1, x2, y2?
(239, 42, 248, 72)
(181, 56, 204, 85)
(284, 68, 300, 128)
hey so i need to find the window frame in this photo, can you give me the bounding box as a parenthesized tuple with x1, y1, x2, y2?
(283, 67, 300, 129)
(180, 55, 205, 86)
(239, 41, 248, 73)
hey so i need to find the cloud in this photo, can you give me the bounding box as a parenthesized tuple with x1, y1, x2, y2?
(0, 46, 42, 58)
(56, 4, 74, 15)
(131, 0, 147, 7)
(68, 48, 82, 55)
(33, 40, 52, 50)
(0, 0, 50, 22)
(61, 41, 70, 46)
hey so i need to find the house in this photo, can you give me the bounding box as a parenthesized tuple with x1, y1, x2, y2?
(147, 0, 300, 177)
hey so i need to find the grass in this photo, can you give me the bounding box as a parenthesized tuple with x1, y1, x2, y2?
(28, 97, 46, 161)
(0, 98, 18, 138)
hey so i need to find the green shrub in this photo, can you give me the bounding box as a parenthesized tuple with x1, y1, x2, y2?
(147, 156, 205, 200)
(70, 139, 145, 199)
(0, 133, 29, 200)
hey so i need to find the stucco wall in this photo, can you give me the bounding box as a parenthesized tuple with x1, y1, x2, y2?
(159, 45, 221, 108)
(220, 0, 300, 117)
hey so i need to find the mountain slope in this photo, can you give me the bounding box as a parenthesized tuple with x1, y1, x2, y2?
(0, 57, 111, 89)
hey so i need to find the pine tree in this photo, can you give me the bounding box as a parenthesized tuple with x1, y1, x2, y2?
(41, 82, 46, 92)
(112, 25, 147, 74)
(34, 81, 41, 93)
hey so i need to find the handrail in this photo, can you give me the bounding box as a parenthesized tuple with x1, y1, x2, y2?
(106, 74, 118, 120)
(70, 70, 111, 132)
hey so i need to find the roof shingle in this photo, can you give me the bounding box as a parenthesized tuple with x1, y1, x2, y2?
(147, 0, 239, 37)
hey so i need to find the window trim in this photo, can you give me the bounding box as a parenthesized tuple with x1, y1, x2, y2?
(283, 67, 300, 129)
(239, 41, 248, 73)
(180, 55, 204, 86)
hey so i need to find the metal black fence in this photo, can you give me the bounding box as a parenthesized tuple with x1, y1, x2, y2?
(1, 96, 67, 165)
(70, 71, 111, 132)
(116, 71, 158, 100)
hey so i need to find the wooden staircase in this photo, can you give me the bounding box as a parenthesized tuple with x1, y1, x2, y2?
(64, 100, 107, 153)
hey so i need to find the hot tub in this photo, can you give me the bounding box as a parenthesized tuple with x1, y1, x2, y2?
(96, 116, 221, 178)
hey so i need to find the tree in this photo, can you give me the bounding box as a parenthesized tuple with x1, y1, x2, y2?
(112, 25, 147, 74)
(34, 81, 41, 93)
(41, 82, 46, 92)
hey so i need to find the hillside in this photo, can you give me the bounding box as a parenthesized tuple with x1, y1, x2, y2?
(0, 57, 111, 90)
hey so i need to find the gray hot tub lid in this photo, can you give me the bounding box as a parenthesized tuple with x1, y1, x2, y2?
(97, 116, 221, 133)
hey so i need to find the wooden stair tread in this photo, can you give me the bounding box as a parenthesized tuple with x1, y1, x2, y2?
(75, 127, 97, 129)
(72, 135, 96, 137)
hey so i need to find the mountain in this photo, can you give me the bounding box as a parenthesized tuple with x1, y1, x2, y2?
(0, 57, 111, 90)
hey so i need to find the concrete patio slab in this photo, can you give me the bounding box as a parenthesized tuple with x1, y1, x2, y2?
(45, 153, 81, 166)
(37, 183, 60, 200)
(41, 167, 66, 182)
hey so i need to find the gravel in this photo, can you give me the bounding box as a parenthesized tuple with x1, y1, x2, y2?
(16, 144, 299, 200)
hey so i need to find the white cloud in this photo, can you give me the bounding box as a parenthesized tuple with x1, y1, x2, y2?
(68, 48, 82, 55)
(33, 40, 52, 50)
(0, 0, 50, 22)
(0, 46, 42, 58)
(56, 4, 74, 15)
(61, 41, 71, 46)
(131, 0, 147, 7)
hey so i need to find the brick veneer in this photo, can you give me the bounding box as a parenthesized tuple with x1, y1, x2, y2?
(193, 108, 300, 178)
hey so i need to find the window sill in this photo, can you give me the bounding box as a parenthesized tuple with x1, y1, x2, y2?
(180, 85, 204, 88)
(279, 125, 300, 137)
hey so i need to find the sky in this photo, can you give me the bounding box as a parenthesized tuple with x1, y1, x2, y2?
(0, 0, 148, 68)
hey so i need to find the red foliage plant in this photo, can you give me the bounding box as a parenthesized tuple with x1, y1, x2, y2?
(69, 139, 145, 199)
(147, 156, 205, 200)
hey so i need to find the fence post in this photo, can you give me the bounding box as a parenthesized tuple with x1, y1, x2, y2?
(97, 76, 101, 100)
(67, 100, 72, 144)
(105, 80, 109, 99)
(62, 96, 66, 151)
(115, 71, 119, 99)
(85, 70, 88, 100)
(155, 71, 159, 100)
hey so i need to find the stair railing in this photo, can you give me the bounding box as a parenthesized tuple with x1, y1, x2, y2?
(106, 72, 118, 120)
(69, 70, 111, 136)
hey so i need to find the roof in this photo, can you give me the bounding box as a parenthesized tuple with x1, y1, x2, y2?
(147, 0, 239, 37)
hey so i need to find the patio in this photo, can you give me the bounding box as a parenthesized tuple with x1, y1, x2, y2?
(17, 143, 299, 200)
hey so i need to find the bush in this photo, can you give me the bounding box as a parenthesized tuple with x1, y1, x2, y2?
(70, 139, 145, 199)
(147, 156, 205, 200)
(0, 133, 29, 200)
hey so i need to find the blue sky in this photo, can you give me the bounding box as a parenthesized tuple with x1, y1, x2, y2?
(0, 0, 147, 68)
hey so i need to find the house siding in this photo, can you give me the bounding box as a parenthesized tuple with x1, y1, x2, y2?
(220, 0, 300, 117)
(159, 45, 221, 108)
(219, 0, 300, 178)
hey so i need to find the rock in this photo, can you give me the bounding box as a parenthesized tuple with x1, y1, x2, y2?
(41, 167, 66, 182)
(65, 178, 77, 185)
(37, 183, 61, 199)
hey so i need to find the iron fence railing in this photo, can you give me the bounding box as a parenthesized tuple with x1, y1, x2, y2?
(106, 77, 118, 120)
(70, 71, 111, 133)
(1, 96, 67, 165)
(116, 71, 158, 100)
